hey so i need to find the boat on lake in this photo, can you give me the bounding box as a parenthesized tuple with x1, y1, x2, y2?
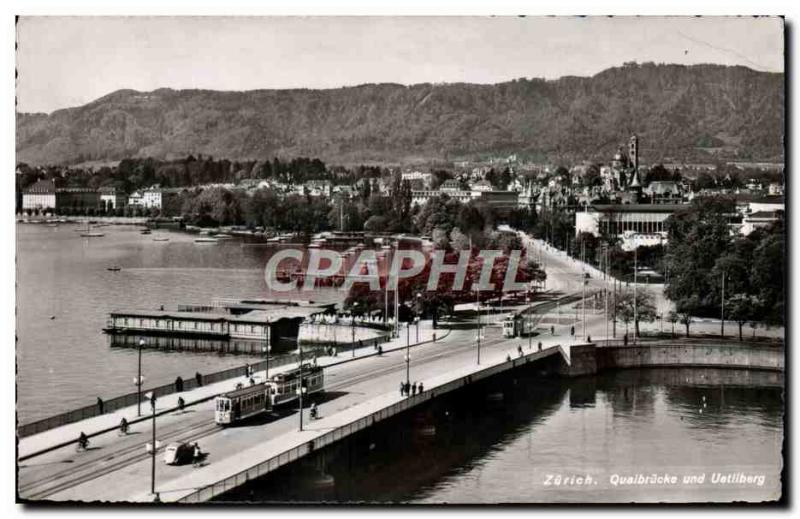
(80, 223, 104, 238)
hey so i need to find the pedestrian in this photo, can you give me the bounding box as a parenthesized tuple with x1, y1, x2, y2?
(175, 376, 184, 392)
(119, 417, 129, 435)
(570, 326, 575, 336)
(96, 397, 104, 414)
(399, 382, 405, 396)
(418, 382, 424, 393)
(623, 333, 628, 346)
(587, 335, 592, 343)
(517, 345, 523, 357)
(506, 353, 512, 362)
(551, 325, 555, 335)
(245, 364, 251, 378)
(177, 396, 186, 412)
(404, 381, 411, 395)
(192, 443, 203, 468)
(195, 371, 203, 387)
(538, 341, 542, 352)
(412, 382, 417, 395)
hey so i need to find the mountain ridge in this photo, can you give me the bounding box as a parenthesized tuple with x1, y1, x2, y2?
(16, 63, 784, 166)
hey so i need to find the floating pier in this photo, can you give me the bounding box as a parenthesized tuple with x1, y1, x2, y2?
(104, 299, 335, 351)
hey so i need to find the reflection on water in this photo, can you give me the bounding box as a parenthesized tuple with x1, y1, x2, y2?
(219, 368, 783, 504)
(15, 223, 343, 422)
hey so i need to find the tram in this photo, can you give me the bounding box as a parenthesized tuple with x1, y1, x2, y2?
(214, 382, 272, 425)
(502, 314, 537, 338)
(267, 363, 325, 407)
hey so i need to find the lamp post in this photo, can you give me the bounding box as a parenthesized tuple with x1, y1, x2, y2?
(415, 292, 422, 343)
(633, 245, 638, 344)
(261, 342, 271, 381)
(526, 294, 532, 350)
(148, 393, 157, 496)
(136, 338, 144, 417)
(298, 342, 307, 431)
(351, 302, 359, 357)
(721, 271, 726, 338)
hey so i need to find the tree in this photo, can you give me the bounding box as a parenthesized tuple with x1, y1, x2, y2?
(727, 294, 759, 341)
(614, 290, 656, 338)
(666, 310, 679, 338)
(676, 295, 701, 337)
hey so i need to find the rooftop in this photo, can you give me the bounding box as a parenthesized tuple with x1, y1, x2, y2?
(589, 203, 688, 213)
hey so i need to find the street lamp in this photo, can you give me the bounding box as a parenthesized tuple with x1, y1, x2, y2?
(297, 380, 308, 431)
(261, 342, 271, 381)
(526, 294, 532, 350)
(262, 317, 271, 380)
(351, 302, 359, 357)
(146, 392, 157, 497)
(415, 292, 422, 343)
(135, 338, 145, 417)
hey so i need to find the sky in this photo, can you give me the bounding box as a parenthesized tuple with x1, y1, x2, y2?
(15, 16, 784, 114)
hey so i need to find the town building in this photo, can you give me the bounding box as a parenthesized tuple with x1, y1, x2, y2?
(401, 171, 433, 187)
(574, 203, 685, 248)
(741, 211, 784, 236)
(22, 179, 57, 210)
(55, 187, 101, 212)
(98, 186, 127, 210)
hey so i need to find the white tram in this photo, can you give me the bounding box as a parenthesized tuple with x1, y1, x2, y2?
(502, 314, 537, 338)
(267, 363, 324, 407)
(214, 382, 271, 425)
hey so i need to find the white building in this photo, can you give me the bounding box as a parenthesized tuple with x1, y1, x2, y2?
(469, 180, 493, 192)
(575, 204, 685, 241)
(768, 183, 785, 196)
(128, 191, 144, 207)
(98, 186, 127, 210)
(741, 211, 783, 235)
(22, 179, 57, 210)
(401, 171, 433, 187)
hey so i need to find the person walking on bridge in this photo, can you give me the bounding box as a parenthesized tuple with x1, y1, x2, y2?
(418, 382, 424, 393)
(192, 443, 203, 468)
(399, 381, 405, 396)
(412, 382, 417, 395)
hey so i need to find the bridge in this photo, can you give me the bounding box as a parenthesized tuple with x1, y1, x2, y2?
(17, 234, 784, 503)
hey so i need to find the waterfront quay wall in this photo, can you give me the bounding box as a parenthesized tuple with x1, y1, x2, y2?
(565, 340, 784, 377)
(176, 346, 568, 503)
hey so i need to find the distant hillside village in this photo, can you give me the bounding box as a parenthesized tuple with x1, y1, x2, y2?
(17, 135, 784, 248)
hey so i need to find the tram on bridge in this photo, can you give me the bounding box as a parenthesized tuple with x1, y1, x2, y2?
(214, 363, 325, 425)
(214, 383, 272, 425)
(502, 313, 538, 338)
(267, 363, 325, 407)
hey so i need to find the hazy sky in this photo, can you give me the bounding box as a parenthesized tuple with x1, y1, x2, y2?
(16, 16, 784, 114)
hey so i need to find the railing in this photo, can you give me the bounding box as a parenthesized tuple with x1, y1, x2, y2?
(17, 336, 391, 439)
(178, 345, 560, 503)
